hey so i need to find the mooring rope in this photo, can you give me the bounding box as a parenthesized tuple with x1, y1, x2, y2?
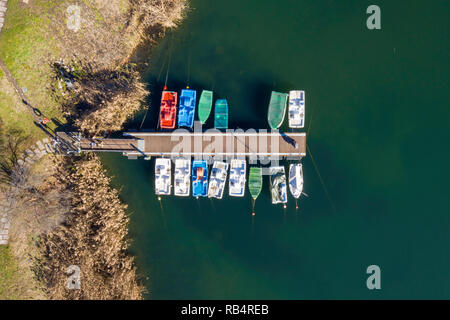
(186, 46, 192, 87)
(306, 99, 315, 136)
(209, 198, 217, 214)
(307, 144, 336, 213)
(157, 50, 168, 83)
(139, 107, 149, 130)
(164, 32, 174, 88)
(303, 97, 336, 213)
(251, 215, 255, 234)
(159, 197, 169, 232)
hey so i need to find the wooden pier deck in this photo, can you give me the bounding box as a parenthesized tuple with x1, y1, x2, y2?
(57, 131, 306, 159)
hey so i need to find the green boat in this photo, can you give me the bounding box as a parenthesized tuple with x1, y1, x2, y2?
(267, 91, 288, 129)
(198, 90, 213, 124)
(214, 99, 228, 129)
(248, 167, 263, 200)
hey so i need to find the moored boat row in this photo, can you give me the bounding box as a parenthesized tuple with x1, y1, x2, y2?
(155, 86, 307, 207)
(155, 158, 304, 205)
(159, 88, 229, 130)
(159, 87, 305, 130)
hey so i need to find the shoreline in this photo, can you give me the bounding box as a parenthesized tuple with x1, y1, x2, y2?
(0, 0, 188, 299)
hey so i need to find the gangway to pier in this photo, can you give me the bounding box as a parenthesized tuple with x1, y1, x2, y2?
(56, 131, 306, 159)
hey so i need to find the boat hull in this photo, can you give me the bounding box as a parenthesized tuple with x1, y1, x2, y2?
(192, 160, 208, 197)
(288, 90, 305, 128)
(288, 163, 303, 199)
(198, 90, 213, 124)
(214, 99, 229, 129)
(178, 89, 197, 128)
(270, 166, 287, 204)
(155, 158, 171, 195)
(229, 159, 246, 197)
(174, 158, 191, 196)
(208, 161, 229, 199)
(160, 91, 177, 129)
(267, 91, 288, 129)
(248, 167, 263, 200)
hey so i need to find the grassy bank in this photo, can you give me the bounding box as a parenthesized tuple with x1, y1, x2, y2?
(0, 0, 188, 299)
(0, 0, 63, 140)
(0, 246, 21, 299)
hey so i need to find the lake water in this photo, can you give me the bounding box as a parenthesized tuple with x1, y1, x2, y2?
(101, 0, 449, 299)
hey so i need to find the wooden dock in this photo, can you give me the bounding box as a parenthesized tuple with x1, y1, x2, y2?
(57, 131, 306, 159)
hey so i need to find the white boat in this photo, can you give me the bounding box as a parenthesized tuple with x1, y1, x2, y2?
(288, 90, 305, 128)
(229, 159, 246, 197)
(270, 166, 287, 204)
(155, 158, 171, 195)
(174, 158, 191, 196)
(288, 163, 303, 199)
(208, 161, 229, 199)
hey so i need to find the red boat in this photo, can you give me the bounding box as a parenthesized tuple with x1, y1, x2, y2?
(159, 90, 177, 129)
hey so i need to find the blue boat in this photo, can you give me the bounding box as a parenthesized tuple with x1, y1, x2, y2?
(178, 89, 197, 128)
(192, 160, 208, 197)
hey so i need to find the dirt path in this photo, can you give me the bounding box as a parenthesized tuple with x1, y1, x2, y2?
(0, 58, 42, 123)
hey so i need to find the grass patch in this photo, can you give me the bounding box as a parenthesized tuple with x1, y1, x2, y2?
(0, 0, 65, 139)
(0, 245, 24, 300)
(0, 74, 41, 145)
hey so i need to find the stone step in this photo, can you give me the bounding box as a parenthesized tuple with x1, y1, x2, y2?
(45, 143, 55, 153)
(36, 140, 45, 150)
(25, 149, 35, 157)
(32, 147, 45, 158)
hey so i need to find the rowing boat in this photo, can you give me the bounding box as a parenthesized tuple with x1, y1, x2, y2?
(267, 91, 288, 129)
(214, 99, 228, 129)
(198, 90, 213, 124)
(248, 167, 263, 200)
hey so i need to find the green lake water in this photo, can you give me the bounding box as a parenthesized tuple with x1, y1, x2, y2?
(100, 0, 449, 299)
